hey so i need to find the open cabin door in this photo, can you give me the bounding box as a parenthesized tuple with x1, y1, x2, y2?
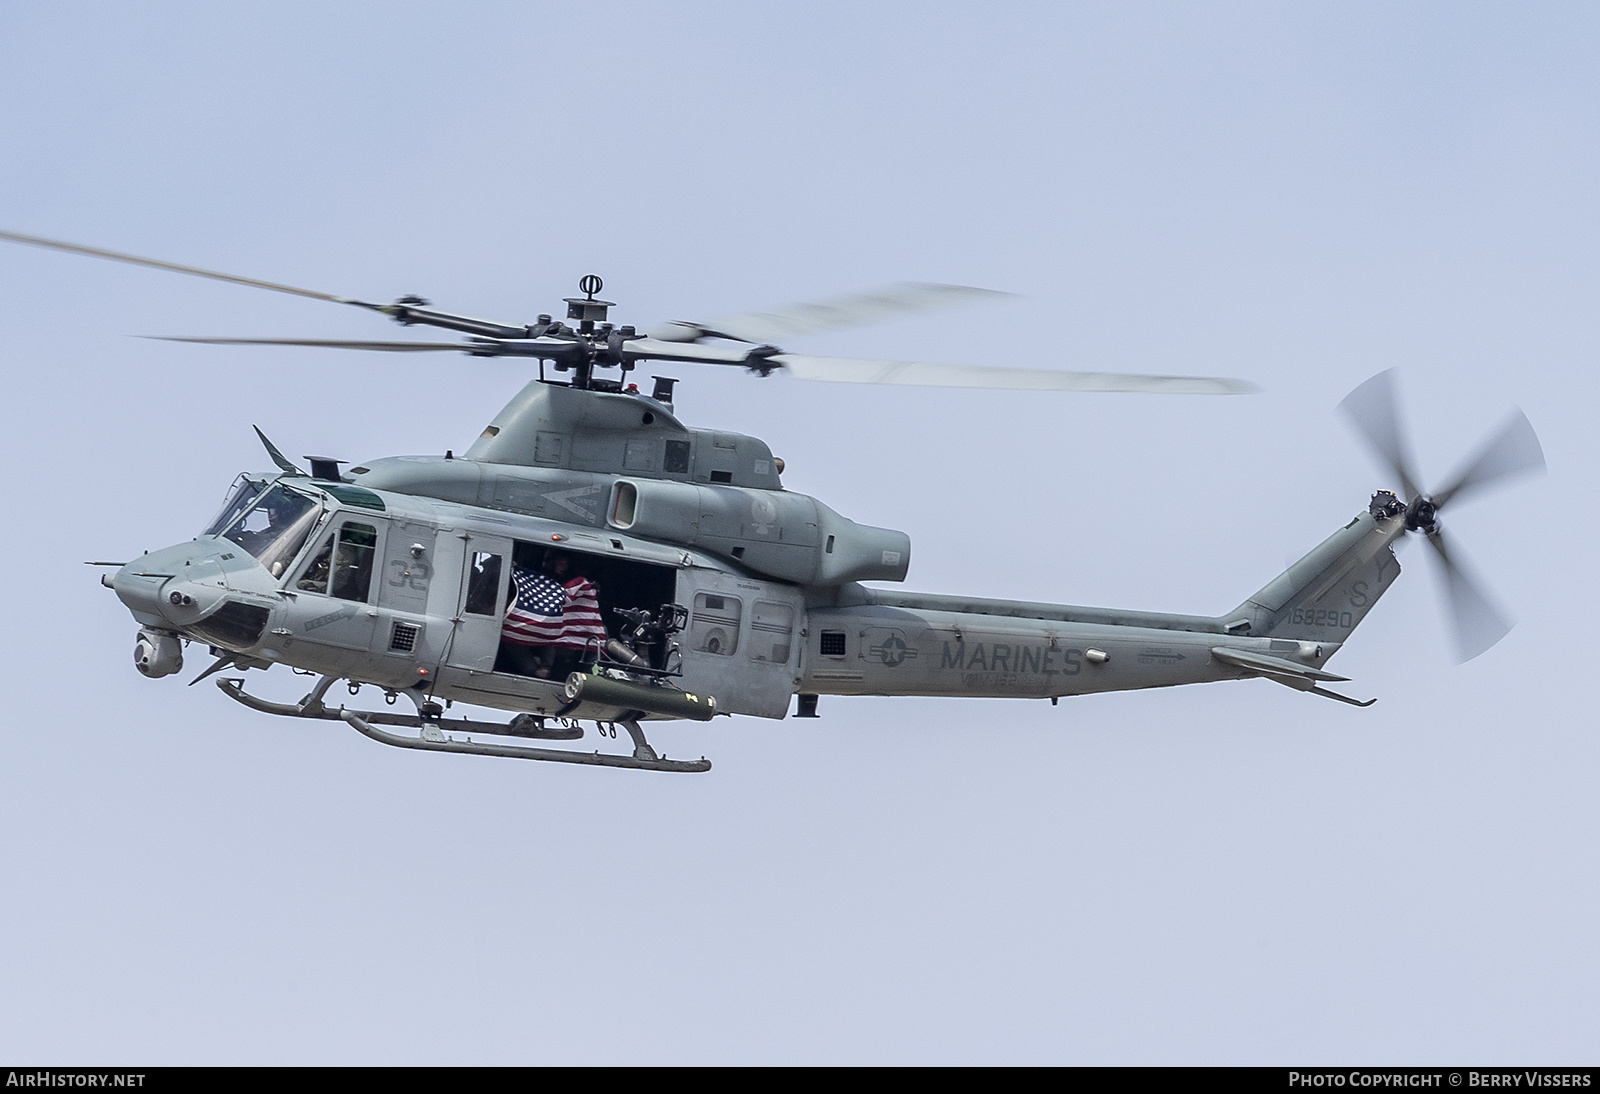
(445, 532, 513, 673)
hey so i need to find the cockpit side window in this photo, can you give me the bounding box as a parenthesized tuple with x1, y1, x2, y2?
(224, 484, 322, 578)
(330, 523, 378, 602)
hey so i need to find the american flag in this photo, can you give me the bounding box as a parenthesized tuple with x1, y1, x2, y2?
(501, 567, 609, 650)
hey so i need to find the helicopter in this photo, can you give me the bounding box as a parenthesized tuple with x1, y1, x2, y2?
(2, 230, 1547, 773)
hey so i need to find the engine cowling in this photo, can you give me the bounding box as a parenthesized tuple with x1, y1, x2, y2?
(606, 478, 910, 585)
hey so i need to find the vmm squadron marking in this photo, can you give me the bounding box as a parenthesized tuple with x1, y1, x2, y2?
(305, 604, 359, 632)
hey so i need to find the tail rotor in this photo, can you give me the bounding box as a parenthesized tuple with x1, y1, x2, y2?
(1338, 369, 1545, 662)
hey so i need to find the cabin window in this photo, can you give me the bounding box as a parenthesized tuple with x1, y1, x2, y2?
(750, 600, 794, 664)
(296, 534, 334, 594)
(690, 592, 741, 656)
(330, 523, 378, 602)
(464, 551, 502, 615)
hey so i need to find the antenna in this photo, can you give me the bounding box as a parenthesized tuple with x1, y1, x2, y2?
(564, 274, 613, 327)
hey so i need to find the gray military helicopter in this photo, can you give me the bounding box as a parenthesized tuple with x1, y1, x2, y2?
(3, 230, 1546, 773)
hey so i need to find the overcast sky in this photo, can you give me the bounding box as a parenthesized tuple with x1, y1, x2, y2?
(1, 1, 1596, 1064)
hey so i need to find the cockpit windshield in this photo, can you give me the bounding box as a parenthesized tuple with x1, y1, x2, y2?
(203, 476, 270, 538)
(223, 484, 324, 578)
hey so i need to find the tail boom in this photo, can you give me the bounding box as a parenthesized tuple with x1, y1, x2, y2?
(795, 505, 1405, 705)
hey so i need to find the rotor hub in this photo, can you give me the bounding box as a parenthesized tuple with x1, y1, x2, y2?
(1405, 495, 1439, 535)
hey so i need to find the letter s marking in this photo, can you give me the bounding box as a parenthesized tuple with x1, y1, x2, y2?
(1349, 580, 1369, 608)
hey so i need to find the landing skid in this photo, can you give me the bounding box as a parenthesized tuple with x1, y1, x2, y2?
(216, 677, 711, 773)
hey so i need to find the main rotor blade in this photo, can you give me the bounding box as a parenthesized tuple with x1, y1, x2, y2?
(0, 229, 379, 309)
(1338, 369, 1423, 501)
(1424, 530, 1513, 662)
(151, 336, 472, 352)
(622, 337, 767, 365)
(771, 354, 1256, 394)
(1432, 408, 1546, 509)
(646, 282, 1015, 345)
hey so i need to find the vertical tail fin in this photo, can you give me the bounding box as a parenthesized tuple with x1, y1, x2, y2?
(1229, 509, 1405, 645)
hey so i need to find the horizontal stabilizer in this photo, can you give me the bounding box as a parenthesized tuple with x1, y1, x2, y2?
(1210, 646, 1350, 683)
(1213, 647, 1375, 707)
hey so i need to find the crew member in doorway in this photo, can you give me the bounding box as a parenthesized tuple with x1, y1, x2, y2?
(501, 552, 608, 676)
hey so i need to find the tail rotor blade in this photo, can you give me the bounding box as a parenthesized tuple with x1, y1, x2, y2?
(1339, 369, 1424, 501)
(1424, 530, 1513, 662)
(1432, 408, 1546, 509)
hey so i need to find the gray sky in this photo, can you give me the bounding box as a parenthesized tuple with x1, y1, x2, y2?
(1, 1, 1596, 1064)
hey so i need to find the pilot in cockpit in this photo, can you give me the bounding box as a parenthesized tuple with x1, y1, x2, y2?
(226, 488, 321, 578)
(232, 496, 295, 555)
